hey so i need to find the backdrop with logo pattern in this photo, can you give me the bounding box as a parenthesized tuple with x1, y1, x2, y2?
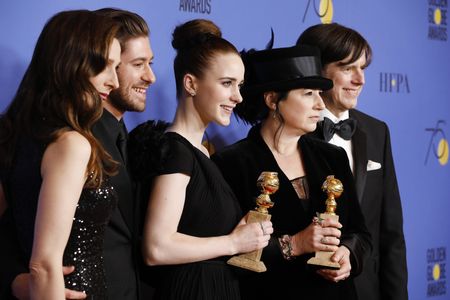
(1, 1, 449, 298)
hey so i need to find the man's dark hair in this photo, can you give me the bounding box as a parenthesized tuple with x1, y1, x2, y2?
(296, 23, 372, 68)
(95, 8, 149, 51)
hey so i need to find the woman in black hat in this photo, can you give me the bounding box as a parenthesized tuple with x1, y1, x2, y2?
(212, 45, 371, 299)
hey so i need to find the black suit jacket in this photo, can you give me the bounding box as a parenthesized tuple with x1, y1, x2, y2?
(92, 110, 140, 300)
(0, 110, 141, 300)
(212, 125, 371, 300)
(312, 109, 408, 300)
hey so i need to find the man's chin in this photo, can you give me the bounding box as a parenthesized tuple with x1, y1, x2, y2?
(344, 98, 358, 109)
(111, 95, 146, 113)
(130, 100, 146, 112)
(130, 107, 146, 113)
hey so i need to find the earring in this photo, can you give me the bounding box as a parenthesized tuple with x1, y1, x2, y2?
(190, 91, 196, 97)
(272, 110, 277, 119)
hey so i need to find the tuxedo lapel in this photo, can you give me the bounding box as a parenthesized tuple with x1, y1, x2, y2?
(115, 152, 134, 235)
(92, 112, 134, 238)
(350, 112, 368, 204)
(307, 124, 365, 204)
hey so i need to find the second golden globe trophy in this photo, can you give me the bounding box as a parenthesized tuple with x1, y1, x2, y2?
(307, 175, 343, 269)
(227, 171, 279, 272)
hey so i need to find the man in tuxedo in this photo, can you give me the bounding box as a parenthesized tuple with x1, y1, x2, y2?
(0, 8, 156, 299)
(297, 23, 408, 300)
(94, 8, 156, 300)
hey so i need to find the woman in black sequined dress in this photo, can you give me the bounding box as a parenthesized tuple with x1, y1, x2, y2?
(0, 10, 121, 299)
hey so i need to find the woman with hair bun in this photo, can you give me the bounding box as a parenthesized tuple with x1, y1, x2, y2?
(131, 19, 273, 299)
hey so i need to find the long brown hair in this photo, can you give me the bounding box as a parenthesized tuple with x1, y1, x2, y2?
(0, 10, 119, 187)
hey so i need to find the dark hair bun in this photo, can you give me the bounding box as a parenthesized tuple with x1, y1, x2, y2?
(172, 19, 222, 51)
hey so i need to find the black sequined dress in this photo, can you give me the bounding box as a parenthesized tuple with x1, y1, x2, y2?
(4, 135, 117, 299)
(62, 182, 117, 298)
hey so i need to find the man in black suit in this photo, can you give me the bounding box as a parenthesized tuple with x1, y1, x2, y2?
(94, 8, 156, 300)
(0, 8, 156, 299)
(297, 23, 408, 300)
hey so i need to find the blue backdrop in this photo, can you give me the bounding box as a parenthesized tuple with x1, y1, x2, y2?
(1, 1, 449, 299)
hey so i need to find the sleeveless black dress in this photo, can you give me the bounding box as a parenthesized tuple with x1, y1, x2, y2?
(150, 132, 243, 300)
(62, 180, 117, 298)
(4, 136, 117, 298)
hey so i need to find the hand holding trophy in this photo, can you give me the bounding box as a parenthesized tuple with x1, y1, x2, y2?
(307, 175, 343, 269)
(227, 171, 279, 272)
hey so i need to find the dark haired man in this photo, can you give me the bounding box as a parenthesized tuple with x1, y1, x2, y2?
(94, 8, 156, 300)
(297, 23, 408, 300)
(0, 8, 156, 299)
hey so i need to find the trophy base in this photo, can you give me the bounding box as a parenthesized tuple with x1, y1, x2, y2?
(227, 256, 267, 272)
(226, 210, 271, 273)
(307, 212, 340, 270)
(307, 254, 341, 270)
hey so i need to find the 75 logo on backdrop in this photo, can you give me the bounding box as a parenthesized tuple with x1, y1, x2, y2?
(425, 120, 448, 166)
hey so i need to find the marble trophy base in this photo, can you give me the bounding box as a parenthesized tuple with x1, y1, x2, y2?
(227, 210, 271, 273)
(307, 213, 341, 270)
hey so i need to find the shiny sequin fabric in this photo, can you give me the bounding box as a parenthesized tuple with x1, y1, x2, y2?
(5, 136, 118, 299)
(63, 182, 117, 298)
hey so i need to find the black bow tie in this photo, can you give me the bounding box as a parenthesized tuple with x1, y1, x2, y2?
(321, 117, 357, 142)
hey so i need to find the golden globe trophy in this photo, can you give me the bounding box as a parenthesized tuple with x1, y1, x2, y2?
(227, 171, 279, 272)
(307, 175, 343, 269)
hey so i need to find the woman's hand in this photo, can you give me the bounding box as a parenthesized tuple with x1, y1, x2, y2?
(229, 216, 273, 255)
(290, 217, 342, 256)
(316, 245, 352, 282)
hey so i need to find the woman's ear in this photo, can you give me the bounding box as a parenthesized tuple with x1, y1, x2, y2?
(263, 91, 278, 111)
(183, 74, 197, 97)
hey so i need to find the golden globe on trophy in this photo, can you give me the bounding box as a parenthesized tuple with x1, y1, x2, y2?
(227, 171, 279, 272)
(307, 175, 343, 269)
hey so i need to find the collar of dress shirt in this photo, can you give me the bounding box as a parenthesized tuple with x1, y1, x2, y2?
(100, 108, 124, 137)
(320, 108, 350, 123)
(320, 108, 354, 172)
